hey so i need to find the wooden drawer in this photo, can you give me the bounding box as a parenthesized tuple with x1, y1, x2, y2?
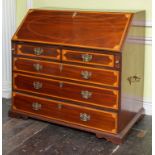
(13, 57, 119, 87)
(13, 74, 119, 109)
(13, 92, 118, 133)
(13, 57, 61, 77)
(62, 49, 120, 68)
(61, 64, 119, 87)
(15, 44, 60, 60)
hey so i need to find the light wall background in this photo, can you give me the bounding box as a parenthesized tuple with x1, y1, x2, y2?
(15, 0, 152, 114)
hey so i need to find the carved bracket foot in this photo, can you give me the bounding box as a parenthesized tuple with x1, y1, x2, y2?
(96, 133, 124, 144)
(95, 109, 144, 144)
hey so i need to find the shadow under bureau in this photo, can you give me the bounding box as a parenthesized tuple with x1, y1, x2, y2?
(9, 9, 145, 144)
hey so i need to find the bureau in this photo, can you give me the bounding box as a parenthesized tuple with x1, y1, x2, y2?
(9, 9, 145, 144)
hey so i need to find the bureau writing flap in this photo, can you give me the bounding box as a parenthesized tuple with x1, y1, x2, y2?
(12, 9, 133, 52)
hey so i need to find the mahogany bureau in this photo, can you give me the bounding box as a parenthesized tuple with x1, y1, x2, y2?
(9, 9, 145, 144)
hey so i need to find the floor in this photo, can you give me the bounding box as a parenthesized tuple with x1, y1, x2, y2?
(2, 99, 152, 155)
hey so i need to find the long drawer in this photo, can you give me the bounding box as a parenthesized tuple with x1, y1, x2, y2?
(13, 92, 118, 133)
(13, 57, 119, 87)
(13, 73, 119, 109)
(62, 49, 120, 68)
(14, 44, 60, 60)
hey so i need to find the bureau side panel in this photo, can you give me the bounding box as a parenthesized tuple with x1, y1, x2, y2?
(118, 11, 145, 131)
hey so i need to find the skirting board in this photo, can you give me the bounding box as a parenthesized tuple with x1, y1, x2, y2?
(2, 81, 12, 99)
(143, 100, 152, 115)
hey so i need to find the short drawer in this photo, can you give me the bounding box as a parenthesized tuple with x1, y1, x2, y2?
(13, 92, 118, 133)
(15, 44, 60, 60)
(62, 49, 120, 68)
(13, 74, 119, 109)
(13, 57, 119, 87)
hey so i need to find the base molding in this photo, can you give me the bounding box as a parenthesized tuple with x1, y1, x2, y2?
(143, 101, 152, 115)
(9, 108, 144, 144)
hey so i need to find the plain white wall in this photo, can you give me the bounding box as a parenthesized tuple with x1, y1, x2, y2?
(2, 0, 16, 98)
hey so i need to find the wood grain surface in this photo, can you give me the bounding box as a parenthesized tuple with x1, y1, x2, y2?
(10, 9, 145, 144)
(12, 10, 133, 51)
(12, 92, 118, 134)
(15, 44, 60, 60)
(13, 73, 119, 109)
(13, 57, 119, 87)
(62, 49, 115, 67)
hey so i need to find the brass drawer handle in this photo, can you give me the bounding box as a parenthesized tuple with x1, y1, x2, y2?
(81, 71, 92, 79)
(33, 63, 43, 71)
(34, 47, 43, 55)
(32, 102, 42, 111)
(80, 113, 91, 122)
(81, 54, 92, 62)
(81, 91, 92, 99)
(33, 81, 43, 89)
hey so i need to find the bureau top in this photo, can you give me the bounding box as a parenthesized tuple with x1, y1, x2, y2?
(12, 9, 135, 52)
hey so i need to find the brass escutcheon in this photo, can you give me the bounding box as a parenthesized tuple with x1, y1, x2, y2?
(115, 60, 119, 64)
(59, 82, 64, 88)
(59, 64, 63, 72)
(57, 103, 63, 110)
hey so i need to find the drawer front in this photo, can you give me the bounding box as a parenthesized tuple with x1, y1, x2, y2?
(62, 49, 119, 68)
(15, 44, 60, 60)
(13, 74, 119, 109)
(13, 93, 118, 133)
(62, 64, 119, 87)
(13, 58, 119, 87)
(13, 57, 61, 76)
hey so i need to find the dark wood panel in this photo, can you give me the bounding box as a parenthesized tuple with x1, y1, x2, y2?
(13, 57, 61, 76)
(13, 73, 119, 109)
(62, 49, 117, 67)
(12, 10, 133, 51)
(61, 63, 119, 87)
(12, 92, 118, 133)
(15, 43, 60, 60)
(13, 57, 119, 87)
